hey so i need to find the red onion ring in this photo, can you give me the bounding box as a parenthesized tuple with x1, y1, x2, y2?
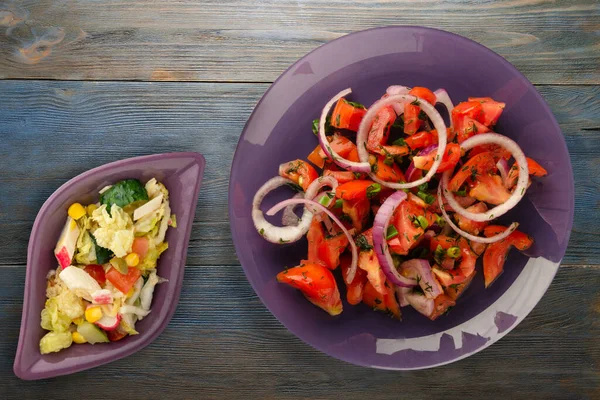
(372, 190, 417, 287)
(437, 181, 520, 243)
(252, 177, 314, 244)
(433, 88, 455, 126)
(304, 176, 339, 212)
(396, 286, 411, 307)
(319, 88, 371, 173)
(265, 198, 358, 284)
(442, 133, 529, 222)
(496, 158, 510, 186)
(400, 259, 443, 299)
(386, 85, 410, 114)
(282, 193, 304, 226)
(357, 94, 448, 189)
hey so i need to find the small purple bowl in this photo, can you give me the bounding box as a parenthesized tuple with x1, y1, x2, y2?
(229, 27, 574, 369)
(14, 152, 205, 380)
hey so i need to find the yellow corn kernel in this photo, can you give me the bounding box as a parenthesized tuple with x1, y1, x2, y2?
(72, 331, 87, 344)
(87, 203, 98, 216)
(85, 306, 103, 323)
(68, 203, 86, 220)
(72, 317, 84, 326)
(124, 252, 140, 267)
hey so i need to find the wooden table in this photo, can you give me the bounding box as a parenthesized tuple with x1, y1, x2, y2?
(1, 1, 598, 398)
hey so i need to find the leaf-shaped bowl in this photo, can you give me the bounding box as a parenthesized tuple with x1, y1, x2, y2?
(14, 152, 205, 380)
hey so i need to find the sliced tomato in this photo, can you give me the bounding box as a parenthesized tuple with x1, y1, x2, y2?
(107, 327, 128, 342)
(331, 98, 367, 132)
(84, 264, 106, 286)
(340, 254, 368, 305)
(413, 143, 461, 172)
(469, 143, 511, 161)
(279, 159, 318, 191)
(455, 115, 490, 144)
(403, 103, 422, 135)
(316, 233, 349, 270)
(469, 173, 511, 205)
(307, 144, 326, 169)
(383, 281, 402, 320)
(336, 180, 378, 201)
(131, 237, 150, 260)
(362, 280, 401, 320)
(455, 202, 489, 236)
(429, 294, 456, 321)
(277, 263, 343, 316)
(429, 235, 456, 252)
(469, 240, 488, 256)
(323, 169, 356, 184)
(106, 267, 142, 294)
(371, 155, 406, 183)
(404, 129, 438, 150)
(346, 146, 360, 162)
(452, 101, 484, 128)
(483, 227, 533, 288)
(444, 271, 476, 301)
(342, 197, 370, 232)
(307, 218, 325, 263)
(390, 201, 425, 255)
(367, 106, 396, 154)
(448, 151, 496, 192)
(468, 97, 505, 127)
(358, 249, 387, 295)
(457, 237, 478, 277)
(527, 157, 548, 177)
(409, 86, 437, 105)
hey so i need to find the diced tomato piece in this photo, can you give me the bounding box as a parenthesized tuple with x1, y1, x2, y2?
(527, 157, 548, 177)
(336, 180, 378, 202)
(277, 263, 343, 316)
(316, 233, 349, 270)
(307, 145, 326, 169)
(342, 198, 370, 232)
(468, 97, 505, 127)
(469, 144, 511, 161)
(403, 103, 422, 135)
(279, 159, 318, 191)
(340, 254, 368, 305)
(131, 237, 149, 259)
(346, 146, 360, 162)
(383, 281, 401, 320)
(358, 249, 387, 295)
(455, 202, 489, 236)
(107, 328, 128, 342)
(331, 98, 367, 132)
(409, 87, 437, 105)
(469, 240, 488, 256)
(371, 155, 406, 183)
(483, 227, 533, 287)
(362, 280, 401, 320)
(390, 201, 425, 255)
(469, 173, 511, 205)
(444, 271, 476, 301)
(429, 294, 456, 321)
(404, 129, 437, 150)
(448, 151, 496, 192)
(457, 237, 478, 277)
(307, 219, 326, 263)
(84, 264, 106, 286)
(367, 106, 396, 154)
(413, 143, 461, 172)
(106, 267, 142, 294)
(429, 235, 456, 252)
(452, 101, 484, 128)
(328, 134, 357, 158)
(455, 115, 490, 144)
(323, 169, 356, 184)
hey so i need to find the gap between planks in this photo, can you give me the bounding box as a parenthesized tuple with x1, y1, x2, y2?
(0, 264, 598, 269)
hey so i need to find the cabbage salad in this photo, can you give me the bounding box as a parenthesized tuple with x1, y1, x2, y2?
(40, 178, 176, 354)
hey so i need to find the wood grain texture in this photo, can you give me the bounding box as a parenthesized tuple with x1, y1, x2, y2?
(1, 264, 599, 399)
(0, 0, 598, 84)
(0, 81, 598, 267)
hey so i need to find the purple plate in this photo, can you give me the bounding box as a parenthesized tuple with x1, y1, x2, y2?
(14, 152, 205, 380)
(229, 27, 574, 369)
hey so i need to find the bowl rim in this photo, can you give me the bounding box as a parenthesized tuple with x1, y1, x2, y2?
(228, 25, 574, 369)
(14, 152, 206, 380)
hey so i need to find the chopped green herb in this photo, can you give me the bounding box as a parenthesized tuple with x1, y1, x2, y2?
(366, 183, 381, 199)
(355, 234, 373, 251)
(286, 182, 303, 193)
(353, 172, 362, 179)
(334, 199, 343, 208)
(416, 215, 429, 229)
(418, 110, 428, 121)
(279, 238, 290, 244)
(345, 100, 366, 109)
(446, 246, 461, 258)
(335, 113, 341, 126)
(386, 225, 399, 240)
(435, 215, 446, 227)
(418, 182, 428, 191)
(259, 228, 265, 236)
(392, 137, 406, 146)
(461, 165, 470, 172)
(410, 99, 421, 106)
(417, 191, 435, 205)
(455, 189, 467, 197)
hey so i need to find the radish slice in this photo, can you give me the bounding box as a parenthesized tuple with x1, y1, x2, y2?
(319, 88, 371, 173)
(357, 94, 448, 189)
(265, 198, 358, 285)
(252, 176, 314, 244)
(442, 133, 529, 222)
(372, 190, 417, 287)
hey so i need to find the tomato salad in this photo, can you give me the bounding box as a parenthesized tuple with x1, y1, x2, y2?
(252, 85, 546, 320)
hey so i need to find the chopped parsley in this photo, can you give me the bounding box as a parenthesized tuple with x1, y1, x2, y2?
(417, 191, 435, 205)
(366, 183, 382, 199)
(386, 225, 399, 240)
(418, 110, 428, 121)
(355, 234, 373, 251)
(392, 137, 406, 146)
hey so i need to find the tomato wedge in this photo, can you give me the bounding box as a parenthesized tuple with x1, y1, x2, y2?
(371, 155, 406, 183)
(323, 169, 356, 184)
(468, 97, 505, 127)
(307, 144, 326, 169)
(429, 294, 456, 321)
(362, 280, 401, 320)
(455, 202, 489, 235)
(277, 263, 343, 316)
(330, 98, 367, 132)
(106, 267, 142, 294)
(84, 264, 106, 286)
(367, 106, 396, 154)
(317, 233, 349, 270)
(483, 226, 533, 287)
(409, 86, 437, 105)
(448, 151, 496, 192)
(403, 103, 422, 135)
(337, 180, 379, 201)
(390, 200, 426, 255)
(340, 254, 368, 305)
(279, 159, 318, 191)
(404, 129, 438, 150)
(413, 143, 461, 172)
(469, 173, 511, 205)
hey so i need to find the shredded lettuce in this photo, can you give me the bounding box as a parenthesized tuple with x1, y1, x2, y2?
(134, 204, 164, 236)
(120, 313, 139, 335)
(138, 242, 168, 271)
(145, 178, 169, 200)
(55, 290, 85, 319)
(40, 331, 73, 354)
(75, 230, 97, 265)
(91, 204, 134, 257)
(40, 297, 73, 332)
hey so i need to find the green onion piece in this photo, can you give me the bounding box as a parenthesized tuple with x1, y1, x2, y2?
(435, 215, 446, 227)
(447, 247, 461, 259)
(334, 199, 343, 208)
(366, 183, 382, 199)
(416, 215, 429, 229)
(318, 195, 330, 207)
(386, 226, 399, 240)
(417, 191, 435, 204)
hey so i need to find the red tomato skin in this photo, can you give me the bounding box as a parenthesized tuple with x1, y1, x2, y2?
(84, 264, 106, 286)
